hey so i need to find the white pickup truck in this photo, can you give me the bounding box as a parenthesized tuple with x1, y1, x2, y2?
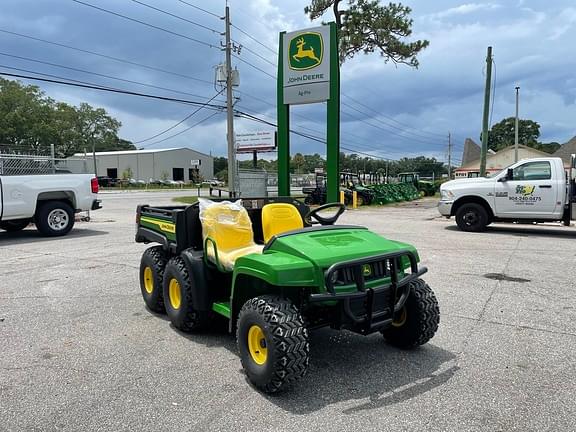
(439, 156, 575, 231)
(0, 174, 101, 236)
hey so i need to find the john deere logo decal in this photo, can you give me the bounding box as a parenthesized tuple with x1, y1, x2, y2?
(516, 185, 535, 196)
(362, 264, 372, 277)
(289, 32, 323, 70)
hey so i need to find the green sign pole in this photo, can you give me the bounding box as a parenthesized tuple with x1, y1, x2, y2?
(277, 31, 290, 197)
(326, 22, 340, 203)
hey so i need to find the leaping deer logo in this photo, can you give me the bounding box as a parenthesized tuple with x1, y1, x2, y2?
(292, 37, 320, 64)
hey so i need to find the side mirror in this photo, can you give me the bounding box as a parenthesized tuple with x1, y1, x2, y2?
(498, 168, 513, 182)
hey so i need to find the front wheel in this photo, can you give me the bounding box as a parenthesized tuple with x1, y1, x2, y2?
(237, 296, 309, 393)
(0, 219, 31, 232)
(381, 279, 440, 349)
(139, 246, 168, 313)
(455, 203, 489, 232)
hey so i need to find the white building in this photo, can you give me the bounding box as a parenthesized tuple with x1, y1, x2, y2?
(70, 148, 213, 182)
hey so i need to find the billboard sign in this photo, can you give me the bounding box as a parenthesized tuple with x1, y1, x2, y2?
(236, 131, 276, 153)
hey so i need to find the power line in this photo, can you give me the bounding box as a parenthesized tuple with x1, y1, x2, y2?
(231, 24, 277, 56)
(140, 111, 223, 148)
(176, 0, 220, 19)
(340, 106, 444, 148)
(231, 54, 275, 79)
(0, 51, 225, 101)
(341, 101, 442, 145)
(342, 93, 446, 139)
(233, 42, 276, 67)
(127, 0, 220, 34)
(0, 28, 214, 86)
(70, 0, 219, 49)
(0, 70, 228, 109)
(135, 88, 225, 143)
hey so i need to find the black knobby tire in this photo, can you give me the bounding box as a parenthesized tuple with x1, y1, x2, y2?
(0, 219, 30, 232)
(35, 201, 75, 237)
(139, 246, 168, 313)
(455, 203, 489, 232)
(381, 278, 440, 349)
(237, 296, 309, 393)
(163, 256, 210, 332)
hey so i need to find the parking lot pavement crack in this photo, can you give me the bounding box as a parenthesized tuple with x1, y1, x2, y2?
(445, 313, 576, 339)
(453, 238, 522, 363)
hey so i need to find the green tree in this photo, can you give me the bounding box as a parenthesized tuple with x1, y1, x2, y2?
(0, 78, 135, 157)
(483, 117, 541, 152)
(304, 0, 429, 66)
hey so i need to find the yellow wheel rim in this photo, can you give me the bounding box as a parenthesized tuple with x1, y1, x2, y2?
(247, 325, 268, 365)
(169, 278, 182, 310)
(143, 267, 154, 294)
(392, 307, 407, 327)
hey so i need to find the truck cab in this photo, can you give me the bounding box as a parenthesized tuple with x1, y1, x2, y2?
(439, 157, 574, 231)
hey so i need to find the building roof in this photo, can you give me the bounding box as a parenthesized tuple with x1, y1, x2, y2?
(553, 136, 576, 164)
(73, 147, 211, 157)
(455, 144, 550, 172)
(461, 138, 481, 166)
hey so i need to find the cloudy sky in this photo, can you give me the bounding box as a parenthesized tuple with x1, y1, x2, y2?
(1, 0, 575, 165)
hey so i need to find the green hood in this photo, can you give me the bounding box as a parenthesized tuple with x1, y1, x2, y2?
(266, 227, 418, 268)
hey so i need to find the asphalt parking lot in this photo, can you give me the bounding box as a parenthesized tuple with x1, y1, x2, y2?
(1, 191, 576, 431)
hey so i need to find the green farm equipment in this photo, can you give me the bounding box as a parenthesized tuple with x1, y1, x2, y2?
(398, 172, 437, 197)
(302, 172, 374, 206)
(136, 197, 440, 393)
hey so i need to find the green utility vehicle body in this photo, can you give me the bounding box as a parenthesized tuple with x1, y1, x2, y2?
(135, 197, 439, 393)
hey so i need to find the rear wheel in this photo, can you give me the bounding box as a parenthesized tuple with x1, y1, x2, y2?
(139, 246, 168, 313)
(0, 219, 30, 232)
(455, 203, 489, 232)
(163, 256, 210, 332)
(381, 279, 440, 349)
(237, 296, 309, 393)
(35, 201, 75, 236)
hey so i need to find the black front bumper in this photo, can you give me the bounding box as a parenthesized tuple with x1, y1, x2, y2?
(91, 200, 102, 210)
(309, 250, 426, 334)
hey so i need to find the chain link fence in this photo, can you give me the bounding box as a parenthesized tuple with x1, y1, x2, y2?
(0, 150, 88, 176)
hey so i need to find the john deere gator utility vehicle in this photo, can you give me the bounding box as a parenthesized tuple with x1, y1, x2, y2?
(136, 197, 440, 393)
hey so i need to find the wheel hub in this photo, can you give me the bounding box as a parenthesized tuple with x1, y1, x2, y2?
(143, 267, 154, 294)
(168, 278, 181, 310)
(247, 325, 268, 365)
(47, 209, 69, 231)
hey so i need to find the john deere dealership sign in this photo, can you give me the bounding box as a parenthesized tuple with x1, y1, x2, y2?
(282, 25, 331, 105)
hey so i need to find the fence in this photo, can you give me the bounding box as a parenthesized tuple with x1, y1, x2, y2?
(0, 151, 88, 176)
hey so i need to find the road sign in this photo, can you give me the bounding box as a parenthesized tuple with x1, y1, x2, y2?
(282, 25, 331, 105)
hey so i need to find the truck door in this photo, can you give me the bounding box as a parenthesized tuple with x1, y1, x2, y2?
(494, 160, 559, 218)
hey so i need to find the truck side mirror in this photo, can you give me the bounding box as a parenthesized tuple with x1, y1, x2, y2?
(507, 168, 514, 180)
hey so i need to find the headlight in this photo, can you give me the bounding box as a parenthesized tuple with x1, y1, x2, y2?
(441, 189, 454, 200)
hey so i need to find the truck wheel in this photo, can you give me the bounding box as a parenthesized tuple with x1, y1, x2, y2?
(0, 219, 31, 232)
(455, 203, 488, 232)
(139, 246, 168, 313)
(304, 196, 313, 205)
(35, 201, 75, 237)
(163, 256, 210, 332)
(237, 296, 309, 393)
(381, 279, 440, 349)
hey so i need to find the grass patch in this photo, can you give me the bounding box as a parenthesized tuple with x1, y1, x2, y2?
(172, 196, 199, 204)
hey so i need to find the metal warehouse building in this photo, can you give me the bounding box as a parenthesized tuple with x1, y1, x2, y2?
(71, 148, 213, 182)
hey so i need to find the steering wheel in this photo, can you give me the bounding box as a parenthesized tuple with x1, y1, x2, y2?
(305, 202, 346, 226)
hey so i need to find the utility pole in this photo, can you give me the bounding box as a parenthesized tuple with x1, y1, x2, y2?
(515, 86, 520, 162)
(447, 132, 452, 179)
(480, 46, 492, 177)
(223, 6, 236, 196)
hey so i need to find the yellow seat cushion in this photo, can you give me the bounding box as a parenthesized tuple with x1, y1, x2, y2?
(199, 199, 262, 271)
(261, 203, 304, 243)
(206, 244, 264, 271)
